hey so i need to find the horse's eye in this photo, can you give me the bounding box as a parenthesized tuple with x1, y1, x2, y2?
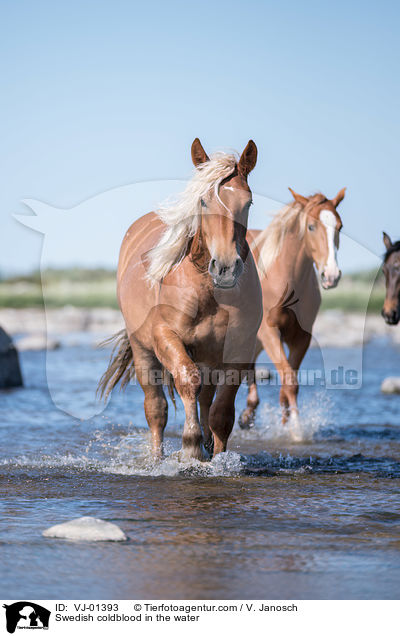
(308, 224, 315, 231)
(200, 199, 207, 208)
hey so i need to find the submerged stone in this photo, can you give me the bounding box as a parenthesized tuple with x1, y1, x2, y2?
(42, 516, 127, 541)
(381, 377, 400, 394)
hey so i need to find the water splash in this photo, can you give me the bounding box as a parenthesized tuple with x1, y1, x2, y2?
(3, 432, 400, 478)
(3, 390, 399, 478)
(103, 449, 245, 478)
(0, 421, 247, 478)
(233, 391, 332, 444)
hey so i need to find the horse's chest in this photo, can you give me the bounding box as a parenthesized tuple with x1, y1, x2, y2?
(191, 308, 230, 348)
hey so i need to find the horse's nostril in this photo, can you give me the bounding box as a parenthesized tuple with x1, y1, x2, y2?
(209, 257, 243, 283)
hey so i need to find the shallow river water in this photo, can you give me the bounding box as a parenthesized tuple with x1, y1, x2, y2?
(1, 338, 400, 599)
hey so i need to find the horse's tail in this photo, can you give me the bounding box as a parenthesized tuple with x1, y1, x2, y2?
(97, 329, 134, 400)
(96, 328, 177, 408)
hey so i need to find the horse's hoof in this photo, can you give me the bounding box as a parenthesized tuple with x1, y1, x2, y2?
(179, 444, 208, 462)
(238, 410, 255, 430)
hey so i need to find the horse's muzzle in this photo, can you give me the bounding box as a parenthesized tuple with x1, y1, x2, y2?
(209, 257, 244, 288)
(321, 269, 341, 290)
(382, 307, 400, 325)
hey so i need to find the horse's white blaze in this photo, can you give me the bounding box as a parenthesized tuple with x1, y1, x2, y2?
(208, 236, 240, 266)
(214, 181, 232, 215)
(320, 209, 339, 278)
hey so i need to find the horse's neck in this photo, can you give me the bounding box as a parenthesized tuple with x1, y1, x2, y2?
(278, 231, 315, 287)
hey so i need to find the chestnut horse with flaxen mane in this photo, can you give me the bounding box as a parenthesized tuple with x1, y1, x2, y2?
(239, 187, 345, 430)
(99, 139, 262, 459)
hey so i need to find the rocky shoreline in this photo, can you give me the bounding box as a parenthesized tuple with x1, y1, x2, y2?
(0, 306, 399, 351)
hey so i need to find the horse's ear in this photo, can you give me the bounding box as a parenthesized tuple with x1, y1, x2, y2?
(238, 140, 257, 176)
(288, 187, 309, 207)
(383, 231, 393, 251)
(332, 187, 346, 208)
(191, 138, 209, 167)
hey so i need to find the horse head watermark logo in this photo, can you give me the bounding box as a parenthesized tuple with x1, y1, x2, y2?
(14, 181, 379, 420)
(3, 602, 50, 634)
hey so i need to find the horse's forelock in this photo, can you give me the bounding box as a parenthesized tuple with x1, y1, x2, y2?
(146, 152, 238, 285)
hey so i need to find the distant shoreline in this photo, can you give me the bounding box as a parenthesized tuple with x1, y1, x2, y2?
(1, 306, 399, 351)
(1, 266, 393, 350)
(0, 266, 385, 313)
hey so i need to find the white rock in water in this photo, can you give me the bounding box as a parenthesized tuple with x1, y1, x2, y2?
(42, 516, 127, 541)
(381, 377, 400, 394)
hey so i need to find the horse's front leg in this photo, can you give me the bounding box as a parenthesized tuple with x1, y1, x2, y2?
(199, 381, 217, 455)
(257, 323, 294, 424)
(283, 330, 312, 422)
(239, 362, 259, 429)
(209, 374, 242, 456)
(153, 324, 206, 461)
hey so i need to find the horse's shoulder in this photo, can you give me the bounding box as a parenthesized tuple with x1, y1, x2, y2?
(124, 211, 162, 236)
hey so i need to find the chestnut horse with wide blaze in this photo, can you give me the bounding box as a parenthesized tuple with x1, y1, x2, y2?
(99, 138, 262, 459)
(239, 187, 345, 428)
(382, 232, 400, 325)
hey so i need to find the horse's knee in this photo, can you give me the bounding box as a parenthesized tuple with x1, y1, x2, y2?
(175, 365, 201, 400)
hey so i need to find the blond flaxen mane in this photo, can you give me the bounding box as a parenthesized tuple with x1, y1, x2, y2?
(253, 201, 307, 275)
(253, 193, 329, 274)
(146, 152, 237, 285)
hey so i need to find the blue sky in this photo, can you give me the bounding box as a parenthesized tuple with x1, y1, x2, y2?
(1, 0, 399, 274)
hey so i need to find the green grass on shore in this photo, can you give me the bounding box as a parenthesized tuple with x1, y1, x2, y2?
(0, 267, 385, 313)
(0, 268, 118, 309)
(320, 271, 385, 313)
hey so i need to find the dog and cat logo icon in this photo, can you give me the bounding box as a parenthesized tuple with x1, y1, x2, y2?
(3, 602, 50, 633)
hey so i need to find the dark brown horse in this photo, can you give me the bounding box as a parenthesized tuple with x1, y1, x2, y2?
(99, 139, 262, 459)
(382, 232, 400, 325)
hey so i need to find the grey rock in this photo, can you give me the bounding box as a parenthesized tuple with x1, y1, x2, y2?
(0, 327, 23, 388)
